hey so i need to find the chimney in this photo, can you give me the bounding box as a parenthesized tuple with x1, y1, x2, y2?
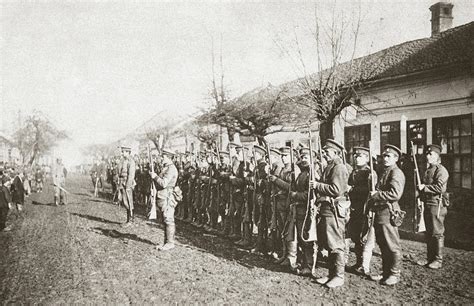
(429, 2, 454, 36)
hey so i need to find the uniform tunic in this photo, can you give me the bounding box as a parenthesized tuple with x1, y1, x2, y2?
(421, 163, 449, 239)
(313, 157, 349, 255)
(153, 161, 178, 225)
(371, 163, 405, 277)
(118, 157, 135, 211)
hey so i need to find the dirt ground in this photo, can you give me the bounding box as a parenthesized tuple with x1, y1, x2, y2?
(1, 174, 473, 304)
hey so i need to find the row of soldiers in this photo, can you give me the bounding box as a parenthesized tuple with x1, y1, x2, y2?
(111, 138, 449, 289)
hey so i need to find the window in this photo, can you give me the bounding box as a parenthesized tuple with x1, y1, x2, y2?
(345, 124, 371, 153)
(433, 115, 472, 189)
(380, 121, 400, 153)
(407, 120, 427, 156)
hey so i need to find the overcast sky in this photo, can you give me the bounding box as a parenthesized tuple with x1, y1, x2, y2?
(1, 0, 472, 165)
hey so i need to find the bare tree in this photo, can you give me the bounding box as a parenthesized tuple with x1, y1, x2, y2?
(200, 84, 303, 145)
(275, 2, 382, 141)
(208, 33, 235, 146)
(13, 111, 68, 165)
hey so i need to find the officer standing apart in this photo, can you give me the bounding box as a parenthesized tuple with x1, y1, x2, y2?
(310, 139, 349, 289)
(52, 158, 68, 206)
(150, 149, 179, 251)
(118, 146, 136, 227)
(369, 144, 405, 286)
(417, 144, 449, 269)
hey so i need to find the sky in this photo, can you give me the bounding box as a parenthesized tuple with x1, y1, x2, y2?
(1, 0, 473, 166)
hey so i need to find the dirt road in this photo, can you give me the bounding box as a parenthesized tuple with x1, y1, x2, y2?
(1, 175, 473, 304)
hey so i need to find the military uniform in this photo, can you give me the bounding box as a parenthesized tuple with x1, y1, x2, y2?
(152, 150, 179, 250)
(347, 147, 377, 275)
(271, 147, 296, 264)
(52, 159, 68, 206)
(312, 140, 349, 288)
(118, 148, 136, 224)
(420, 144, 449, 269)
(228, 146, 247, 240)
(370, 144, 405, 285)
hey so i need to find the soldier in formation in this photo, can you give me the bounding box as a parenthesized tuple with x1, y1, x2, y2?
(99, 135, 450, 287)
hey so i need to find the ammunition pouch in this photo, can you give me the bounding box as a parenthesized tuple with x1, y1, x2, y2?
(173, 186, 183, 202)
(441, 192, 450, 207)
(334, 196, 351, 219)
(388, 203, 406, 227)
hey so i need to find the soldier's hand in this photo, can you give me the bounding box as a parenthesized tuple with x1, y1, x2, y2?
(417, 184, 425, 191)
(290, 191, 297, 199)
(268, 174, 277, 182)
(309, 180, 317, 189)
(370, 191, 377, 197)
(150, 172, 157, 179)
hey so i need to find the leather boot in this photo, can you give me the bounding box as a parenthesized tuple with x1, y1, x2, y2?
(236, 223, 251, 247)
(122, 209, 133, 227)
(280, 240, 298, 272)
(382, 252, 400, 286)
(274, 239, 288, 264)
(158, 223, 175, 251)
(428, 237, 443, 269)
(326, 253, 345, 288)
(359, 246, 372, 276)
(54, 196, 59, 206)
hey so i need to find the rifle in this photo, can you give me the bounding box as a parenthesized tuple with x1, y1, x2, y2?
(301, 129, 318, 242)
(242, 147, 251, 224)
(251, 146, 258, 226)
(148, 144, 157, 220)
(267, 143, 278, 234)
(361, 141, 375, 243)
(52, 183, 69, 194)
(281, 141, 296, 240)
(411, 141, 426, 233)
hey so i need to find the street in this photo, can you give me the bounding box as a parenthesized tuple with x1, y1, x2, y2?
(1, 174, 473, 304)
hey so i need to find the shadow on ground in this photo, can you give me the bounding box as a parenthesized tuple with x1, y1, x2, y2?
(70, 212, 122, 225)
(92, 227, 155, 246)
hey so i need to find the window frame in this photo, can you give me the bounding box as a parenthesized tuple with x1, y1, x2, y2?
(433, 114, 472, 190)
(380, 121, 401, 154)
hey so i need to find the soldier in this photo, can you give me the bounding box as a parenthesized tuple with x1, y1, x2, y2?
(208, 151, 221, 233)
(52, 158, 68, 206)
(269, 146, 296, 265)
(310, 139, 349, 288)
(368, 144, 405, 285)
(118, 146, 136, 227)
(184, 152, 197, 223)
(34, 167, 45, 193)
(228, 143, 246, 241)
(285, 147, 318, 275)
(248, 145, 267, 252)
(416, 144, 449, 269)
(217, 151, 232, 235)
(150, 149, 179, 251)
(347, 147, 377, 276)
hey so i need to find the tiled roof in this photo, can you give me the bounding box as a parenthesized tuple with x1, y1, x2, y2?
(282, 21, 474, 95)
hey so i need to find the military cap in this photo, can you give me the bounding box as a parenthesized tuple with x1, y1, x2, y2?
(382, 144, 402, 157)
(228, 142, 242, 149)
(353, 146, 370, 156)
(161, 149, 175, 157)
(253, 145, 266, 156)
(426, 144, 442, 154)
(279, 146, 292, 155)
(299, 147, 317, 157)
(119, 145, 131, 152)
(323, 139, 345, 152)
(270, 148, 282, 156)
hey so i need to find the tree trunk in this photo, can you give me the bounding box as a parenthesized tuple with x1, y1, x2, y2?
(319, 119, 335, 144)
